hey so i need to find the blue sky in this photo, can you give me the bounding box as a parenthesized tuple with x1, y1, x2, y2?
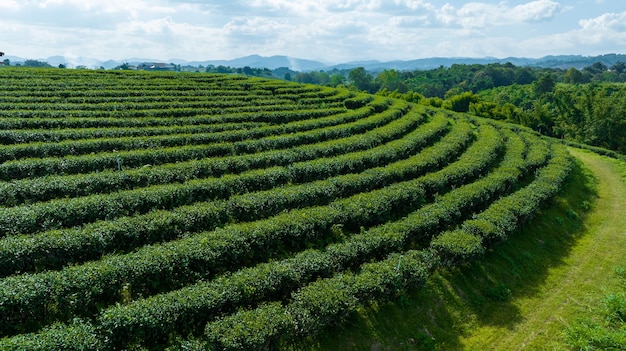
(1, 0, 625, 65)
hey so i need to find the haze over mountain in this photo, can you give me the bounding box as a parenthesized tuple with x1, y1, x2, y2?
(4, 53, 626, 72)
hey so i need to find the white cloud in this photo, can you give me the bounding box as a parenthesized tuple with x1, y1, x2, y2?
(0, 0, 624, 63)
(510, 10, 626, 56)
(435, 0, 562, 29)
(580, 11, 626, 31)
(513, 0, 562, 23)
(0, 0, 20, 10)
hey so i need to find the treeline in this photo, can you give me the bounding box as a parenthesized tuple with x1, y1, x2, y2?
(474, 81, 626, 154)
(207, 66, 352, 85)
(336, 62, 626, 154)
(345, 61, 626, 97)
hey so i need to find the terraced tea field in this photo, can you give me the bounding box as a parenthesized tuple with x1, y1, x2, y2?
(0, 68, 572, 350)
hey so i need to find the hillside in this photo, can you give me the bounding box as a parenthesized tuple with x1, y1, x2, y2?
(295, 148, 626, 350)
(0, 68, 573, 350)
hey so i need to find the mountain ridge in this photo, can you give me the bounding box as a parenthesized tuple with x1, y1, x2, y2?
(3, 53, 625, 71)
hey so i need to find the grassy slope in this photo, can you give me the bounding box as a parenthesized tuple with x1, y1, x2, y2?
(462, 148, 626, 350)
(289, 148, 626, 350)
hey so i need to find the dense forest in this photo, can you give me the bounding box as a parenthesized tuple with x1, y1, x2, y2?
(343, 62, 626, 154)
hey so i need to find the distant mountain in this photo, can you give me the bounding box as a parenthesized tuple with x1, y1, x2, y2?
(2, 54, 329, 71)
(328, 57, 504, 71)
(325, 54, 626, 72)
(2, 53, 625, 72)
(185, 55, 329, 71)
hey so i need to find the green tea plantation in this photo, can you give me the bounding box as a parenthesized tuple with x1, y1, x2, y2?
(0, 68, 572, 350)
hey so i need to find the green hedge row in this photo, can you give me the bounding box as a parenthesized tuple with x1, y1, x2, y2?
(0, 113, 455, 276)
(432, 143, 573, 264)
(0, 97, 303, 111)
(521, 132, 553, 170)
(0, 87, 348, 110)
(178, 134, 556, 351)
(202, 249, 437, 351)
(0, 121, 264, 145)
(0, 109, 347, 161)
(0, 123, 503, 337)
(0, 88, 355, 131)
(0, 96, 320, 118)
(0, 88, 267, 101)
(0, 99, 407, 182)
(0, 106, 418, 237)
(87, 125, 533, 349)
(0, 87, 344, 104)
(0, 103, 328, 130)
(0, 103, 408, 206)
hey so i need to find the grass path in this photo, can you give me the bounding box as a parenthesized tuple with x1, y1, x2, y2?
(293, 148, 626, 351)
(460, 149, 626, 350)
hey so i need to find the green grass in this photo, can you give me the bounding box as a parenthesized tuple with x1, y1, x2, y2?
(565, 266, 626, 350)
(288, 148, 626, 350)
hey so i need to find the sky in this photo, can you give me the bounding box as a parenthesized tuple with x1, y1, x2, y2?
(1, 0, 625, 64)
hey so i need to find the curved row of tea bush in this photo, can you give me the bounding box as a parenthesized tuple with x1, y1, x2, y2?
(0, 102, 376, 167)
(0, 122, 264, 144)
(0, 69, 573, 350)
(88, 126, 542, 350)
(0, 113, 456, 276)
(0, 105, 425, 206)
(0, 107, 422, 238)
(190, 141, 570, 351)
(0, 123, 504, 336)
(0, 121, 506, 347)
(0, 100, 408, 182)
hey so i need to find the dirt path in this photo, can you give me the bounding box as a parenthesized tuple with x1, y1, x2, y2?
(461, 148, 626, 350)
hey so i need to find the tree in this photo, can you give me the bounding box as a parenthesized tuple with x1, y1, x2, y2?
(24, 59, 52, 68)
(584, 61, 608, 74)
(114, 62, 132, 70)
(215, 65, 231, 73)
(611, 61, 625, 74)
(348, 67, 378, 93)
(293, 71, 331, 85)
(514, 68, 535, 85)
(563, 67, 583, 84)
(533, 74, 555, 96)
(375, 69, 407, 93)
(329, 74, 345, 87)
(442, 92, 479, 113)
